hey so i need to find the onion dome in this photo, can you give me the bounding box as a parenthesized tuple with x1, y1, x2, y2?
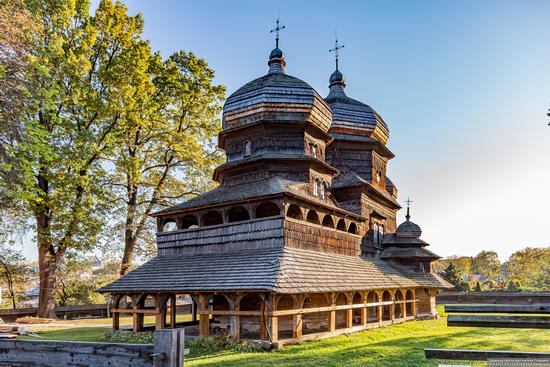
(395, 220, 422, 238)
(222, 48, 332, 133)
(324, 69, 390, 145)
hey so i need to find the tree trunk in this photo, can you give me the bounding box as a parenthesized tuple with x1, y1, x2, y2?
(36, 210, 58, 319)
(120, 235, 137, 276)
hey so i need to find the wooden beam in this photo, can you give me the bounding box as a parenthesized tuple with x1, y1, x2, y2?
(271, 316, 279, 343)
(293, 314, 303, 338)
(447, 315, 550, 329)
(328, 310, 336, 332)
(425, 348, 550, 360)
(270, 300, 400, 316)
(199, 294, 209, 337)
(110, 308, 159, 315)
(198, 310, 262, 316)
(445, 304, 550, 314)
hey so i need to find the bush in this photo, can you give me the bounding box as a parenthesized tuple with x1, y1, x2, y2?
(100, 331, 154, 344)
(188, 335, 264, 353)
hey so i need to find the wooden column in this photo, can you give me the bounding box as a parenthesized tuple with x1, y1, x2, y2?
(376, 291, 383, 323)
(270, 316, 279, 343)
(345, 309, 353, 328)
(132, 295, 144, 332)
(113, 312, 120, 331)
(260, 297, 268, 340)
(390, 291, 395, 322)
(327, 293, 336, 332)
(199, 294, 209, 337)
(170, 294, 177, 328)
(228, 294, 241, 340)
(292, 294, 304, 339)
(192, 300, 197, 322)
(155, 295, 168, 330)
(411, 290, 417, 317)
(360, 307, 367, 326)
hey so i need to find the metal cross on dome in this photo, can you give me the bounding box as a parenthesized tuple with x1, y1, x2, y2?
(270, 17, 286, 48)
(405, 197, 413, 221)
(329, 34, 345, 71)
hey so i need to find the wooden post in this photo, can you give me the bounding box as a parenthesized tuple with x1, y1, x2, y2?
(376, 292, 383, 324)
(328, 310, 336, 332)
(153, 328, 185, 367)
(155, 295, 168, 330)
(192, 300, 197, 322)
(411, 290, 417, 317)
(199, 294, 209, 337)
(390, 291, 395, 322)
(113, 312, 120, 331)
(345, 309, 353, 328)
(293, 314, 303, 338)
(270, 316, 279, 343)
(170, 295, 177, 328)
(260, 297, 268, 340)
(360, 307, 367, 326)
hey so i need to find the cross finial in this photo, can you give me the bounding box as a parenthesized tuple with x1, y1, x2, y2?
(405, 197, 413, 221)
(270, 17, 286, 48)
(329, 32, 344, 71)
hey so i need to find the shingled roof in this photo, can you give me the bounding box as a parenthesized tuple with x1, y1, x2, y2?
(99, 247, 431, 294)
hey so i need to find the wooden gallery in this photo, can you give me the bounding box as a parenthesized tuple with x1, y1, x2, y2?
(99, 40, 452, 346)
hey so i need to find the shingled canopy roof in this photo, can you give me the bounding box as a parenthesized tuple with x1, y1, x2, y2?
(98, 247, 430, 294)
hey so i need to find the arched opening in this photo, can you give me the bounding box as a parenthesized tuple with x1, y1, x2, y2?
(406, 290, 414, 317)
(348, 222, 358, 234)
(162, 220, 177, 232)
(202, 211, 223, 226)
(255, 202, 280, 218)
(227, 206, 250, 223)
(320, 180, 328, 200)
(243, 140, 251, 157)
(303, 293, 329, 335)
(336, 218, 346, 231)
(352, 292, 363, 326)
(322, 215, 334, 228)
(366, 291, 379, 323)
(210, 294, 230, 335)
(335, 293, 348, 329)
(239, 294, 262, 339)
(276, 295, 295, 340)
(286, 204, 302, 220)
(382, 291, 392, 321)
(181, 215, 198, 229)
(116, 295, 134, 325)
(306, 210, 320, 224)
(394, 290, 404, 319)
(313, 177, 320, 196)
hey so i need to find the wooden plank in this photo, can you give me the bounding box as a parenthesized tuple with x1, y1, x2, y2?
(447, 315, 550, 329)
(199, 310, 262, 316)
(445, 304, 550, 314)
(425, 348, 550, 361)
(111, 308, 159, 315)
(271, 300, 403, 316)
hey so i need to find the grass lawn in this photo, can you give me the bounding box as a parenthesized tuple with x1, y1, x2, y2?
(17, 306, 549, 366)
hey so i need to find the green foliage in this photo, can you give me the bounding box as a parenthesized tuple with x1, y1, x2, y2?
(504, 247, 550, 291)
(440, 262, 470, 291)
(188, 336, 264, 353)
(506, 280, 521, 292)
(0, 243, 29, 309)
(471, 251, 502, 280)
(100, 330, 154, 344)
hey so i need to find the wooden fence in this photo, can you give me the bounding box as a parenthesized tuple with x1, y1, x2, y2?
(0, 304, 192, 323)
(436, 291, 550, 305)
(0, 329, 185, 367)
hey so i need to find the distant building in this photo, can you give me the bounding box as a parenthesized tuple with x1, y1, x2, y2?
(100, 34, 451, 345)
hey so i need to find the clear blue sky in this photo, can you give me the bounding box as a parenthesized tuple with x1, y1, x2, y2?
(22, 0, 550, 261)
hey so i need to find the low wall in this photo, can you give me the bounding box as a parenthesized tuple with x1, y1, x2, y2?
(0, 329, 184, 367)
(0, 339, 153, 367)
(436, 291, 550, 305)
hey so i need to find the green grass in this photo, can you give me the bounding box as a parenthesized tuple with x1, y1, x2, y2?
(17, 306, 550, 366)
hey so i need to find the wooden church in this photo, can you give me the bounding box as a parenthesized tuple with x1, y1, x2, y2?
(99, 27, 451, 346)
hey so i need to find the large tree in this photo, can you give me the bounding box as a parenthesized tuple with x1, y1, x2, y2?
(0, 0, 156, 318)
(110, 51, 225, 275)
(505, 247, 550, 291)
(0, 244, 29, 309)
(471, 250, 502, 281)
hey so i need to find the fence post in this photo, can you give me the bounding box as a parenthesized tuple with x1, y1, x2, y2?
(153, 328, 185, 367)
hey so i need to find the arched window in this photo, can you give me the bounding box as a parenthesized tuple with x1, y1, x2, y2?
(181, 215, 198, 229)
(310, 143, 318, 158)
(348, 222, 358, 234)
(322, 215, 334, 228)
(336, 218, 346, 231)
(320, 180, 327, 200)
(313, 177, 320, 196)
(202, 211, 223, 226)
(286, 204, 302, 220)
(162, 220, 177, 232)
(306, 210, 320, 224)
(243, 140, 251, 157)
(255, 202, 280, 218)
(227, 206, 250, 222)
(378, 225, 384, 245)
(373, 223, 379, 244)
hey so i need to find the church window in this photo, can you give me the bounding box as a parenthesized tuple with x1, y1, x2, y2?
(319, 180, 326, 199)
(243, 140, 251, 157)
(376, 170, 382, 183)
(310, 143, 318, 158)
(378, 225, 384, 245)
(313, 177, 320, 196)
(373, 223, 379, 244)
